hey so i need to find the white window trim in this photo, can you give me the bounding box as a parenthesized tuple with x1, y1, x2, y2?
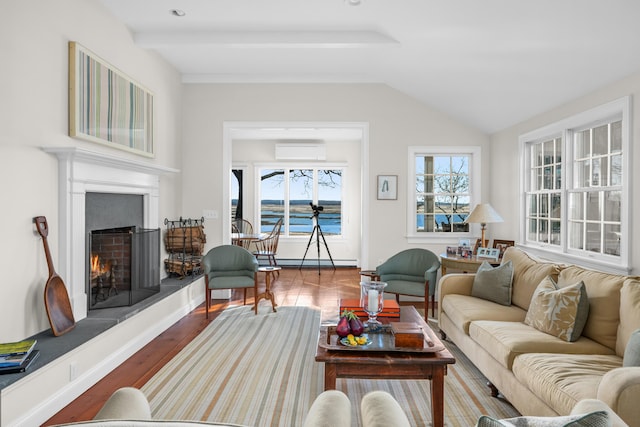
(406, 146, 482, 244)
(255, 162, 348, 240)
(518, 96, 632, 274)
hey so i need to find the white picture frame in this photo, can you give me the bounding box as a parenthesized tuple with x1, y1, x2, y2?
(458, 238, 471, 247)
(477, 247, 500, 260)
(377, 175, 397, 200)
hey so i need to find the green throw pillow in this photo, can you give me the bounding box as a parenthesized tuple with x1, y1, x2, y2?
(524, 276, 589, 342)
(476, 411, 608, 427)
(623, 328, 640, 367)
(471, 260, 514, 306)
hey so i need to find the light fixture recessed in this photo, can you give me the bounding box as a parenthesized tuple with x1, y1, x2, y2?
(345, 0, 361, 5)
(170, 9, 186, 17)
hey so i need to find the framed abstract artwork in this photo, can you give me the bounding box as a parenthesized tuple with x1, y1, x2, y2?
(377, 175, 397, 200)
(68, 41, 154, 157)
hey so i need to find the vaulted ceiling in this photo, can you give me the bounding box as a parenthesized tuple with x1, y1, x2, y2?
(99, 0, 640, 133)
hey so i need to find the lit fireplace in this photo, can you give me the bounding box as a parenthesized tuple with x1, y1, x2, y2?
(88, 226, 161, 309)
(90, 253, 116, 303)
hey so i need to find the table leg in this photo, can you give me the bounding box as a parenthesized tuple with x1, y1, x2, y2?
(324, 364, 337, 390)
(431, 367, 446, 427)
(265, 271, 277, 312)
(254, 280, 259, 314)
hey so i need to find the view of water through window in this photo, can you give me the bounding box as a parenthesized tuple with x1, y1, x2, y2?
(232, 167, 343, 236)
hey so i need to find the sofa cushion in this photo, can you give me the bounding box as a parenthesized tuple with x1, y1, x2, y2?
(616, 278, 640, 357)
(472, 260, 514, 306)
(559, 266, 626, 351)
(524, 276, 589, 342)
(512, 353, 622, 416)
(622, 329, 640, 367)
(501, 247, 563, 311)
(476, 411, 608, 427)
(441, 295, 526, 335)
(469, 321, 614, 370)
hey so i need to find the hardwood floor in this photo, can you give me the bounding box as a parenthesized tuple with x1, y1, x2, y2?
(43, 266, 365, 425)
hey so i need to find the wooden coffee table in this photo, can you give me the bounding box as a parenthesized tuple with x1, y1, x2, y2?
(315, 305, 455, 427)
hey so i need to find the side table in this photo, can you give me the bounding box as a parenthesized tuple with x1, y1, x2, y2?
(256, 266, 280, 314)
(439, 254, 500, 275)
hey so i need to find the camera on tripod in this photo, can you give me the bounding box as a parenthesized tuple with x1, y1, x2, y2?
(309, 202, 324, 217)
(301, 202, 335, 273)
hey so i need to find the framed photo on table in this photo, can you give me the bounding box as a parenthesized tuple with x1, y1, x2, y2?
(473, 238, 483, 255)
(68, 41, 154, 157)
(377, 175, 397, 200)
(477, 247, 500, 260)
(493, 239, 515, 258)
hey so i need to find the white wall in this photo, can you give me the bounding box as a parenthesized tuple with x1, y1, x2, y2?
(490, 71, 640, 275)
(0, 0, 183, 340)
(181, 84, 491, 268)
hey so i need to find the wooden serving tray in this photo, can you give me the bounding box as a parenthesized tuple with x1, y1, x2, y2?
(318, 324, 446, 353)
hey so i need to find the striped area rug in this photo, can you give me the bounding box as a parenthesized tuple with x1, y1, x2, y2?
(141, 305, 519, 426)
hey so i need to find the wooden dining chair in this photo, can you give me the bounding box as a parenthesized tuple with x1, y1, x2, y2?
(231, 218, 254, 250)
(253, 218, 283, 267)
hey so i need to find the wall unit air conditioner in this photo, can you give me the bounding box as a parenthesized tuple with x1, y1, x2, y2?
(275, 143, 326, 160)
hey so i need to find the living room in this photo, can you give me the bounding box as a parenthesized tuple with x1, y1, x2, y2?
(3, 1, 640, 425)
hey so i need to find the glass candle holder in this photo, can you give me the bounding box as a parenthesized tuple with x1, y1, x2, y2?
(360, 281, 387, 328)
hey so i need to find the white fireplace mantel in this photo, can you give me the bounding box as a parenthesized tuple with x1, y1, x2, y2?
(42, 147, 179, 321)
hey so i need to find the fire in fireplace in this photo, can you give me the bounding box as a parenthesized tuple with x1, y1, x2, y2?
(88, 226, 161, 309)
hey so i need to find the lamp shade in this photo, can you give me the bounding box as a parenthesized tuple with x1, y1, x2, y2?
(465, 203, 503, 225)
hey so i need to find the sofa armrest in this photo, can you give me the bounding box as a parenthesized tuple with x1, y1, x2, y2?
(93, 387, 152, 420)
(572, 399, 628, 427)
(437, 273, 475, 320)
(302, 390, 351, 427)
(360, 391, 410, 427)
(597, 367, 640, 427)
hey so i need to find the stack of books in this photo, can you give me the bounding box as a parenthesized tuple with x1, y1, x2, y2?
(339, 298, 401, 318)
(0, 339, 39, 374)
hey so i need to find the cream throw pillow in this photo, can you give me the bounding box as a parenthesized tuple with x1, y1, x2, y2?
(524, 276, 590, 342)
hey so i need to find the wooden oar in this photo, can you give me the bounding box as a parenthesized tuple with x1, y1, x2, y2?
(34, 216, 75, 336)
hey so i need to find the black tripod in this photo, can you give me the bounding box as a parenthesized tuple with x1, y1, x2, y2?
(299, 204, 336, 275)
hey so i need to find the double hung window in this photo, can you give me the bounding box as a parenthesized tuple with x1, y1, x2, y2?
(521, 96, 630, 271)
(408, 146, 481, 239)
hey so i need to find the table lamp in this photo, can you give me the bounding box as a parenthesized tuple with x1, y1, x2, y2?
(465, 203, 503, 248)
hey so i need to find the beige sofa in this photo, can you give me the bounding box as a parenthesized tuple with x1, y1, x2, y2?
(438, 247, 640, 427)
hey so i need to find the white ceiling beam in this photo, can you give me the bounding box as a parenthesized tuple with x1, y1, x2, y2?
(133, 30, 399, 48)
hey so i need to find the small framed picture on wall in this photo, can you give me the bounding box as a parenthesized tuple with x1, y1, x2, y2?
(377, 175, 397, 200)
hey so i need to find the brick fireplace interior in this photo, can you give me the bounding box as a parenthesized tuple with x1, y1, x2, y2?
(86, 192, 160, 310)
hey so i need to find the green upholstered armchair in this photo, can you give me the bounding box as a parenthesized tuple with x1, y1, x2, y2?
(203, 244, 259, 318)
(375, 248, 441, 318)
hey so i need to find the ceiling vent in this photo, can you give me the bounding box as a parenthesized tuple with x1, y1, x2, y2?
(275, 143, 326, 160)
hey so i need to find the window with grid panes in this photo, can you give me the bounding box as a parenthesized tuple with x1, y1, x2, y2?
(258, 167, 343, 237)
(526, 137, 562, 246)
(568, 121, 622, 256)
(520, 96, 629, 271)
(410, 146, 480, 236)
